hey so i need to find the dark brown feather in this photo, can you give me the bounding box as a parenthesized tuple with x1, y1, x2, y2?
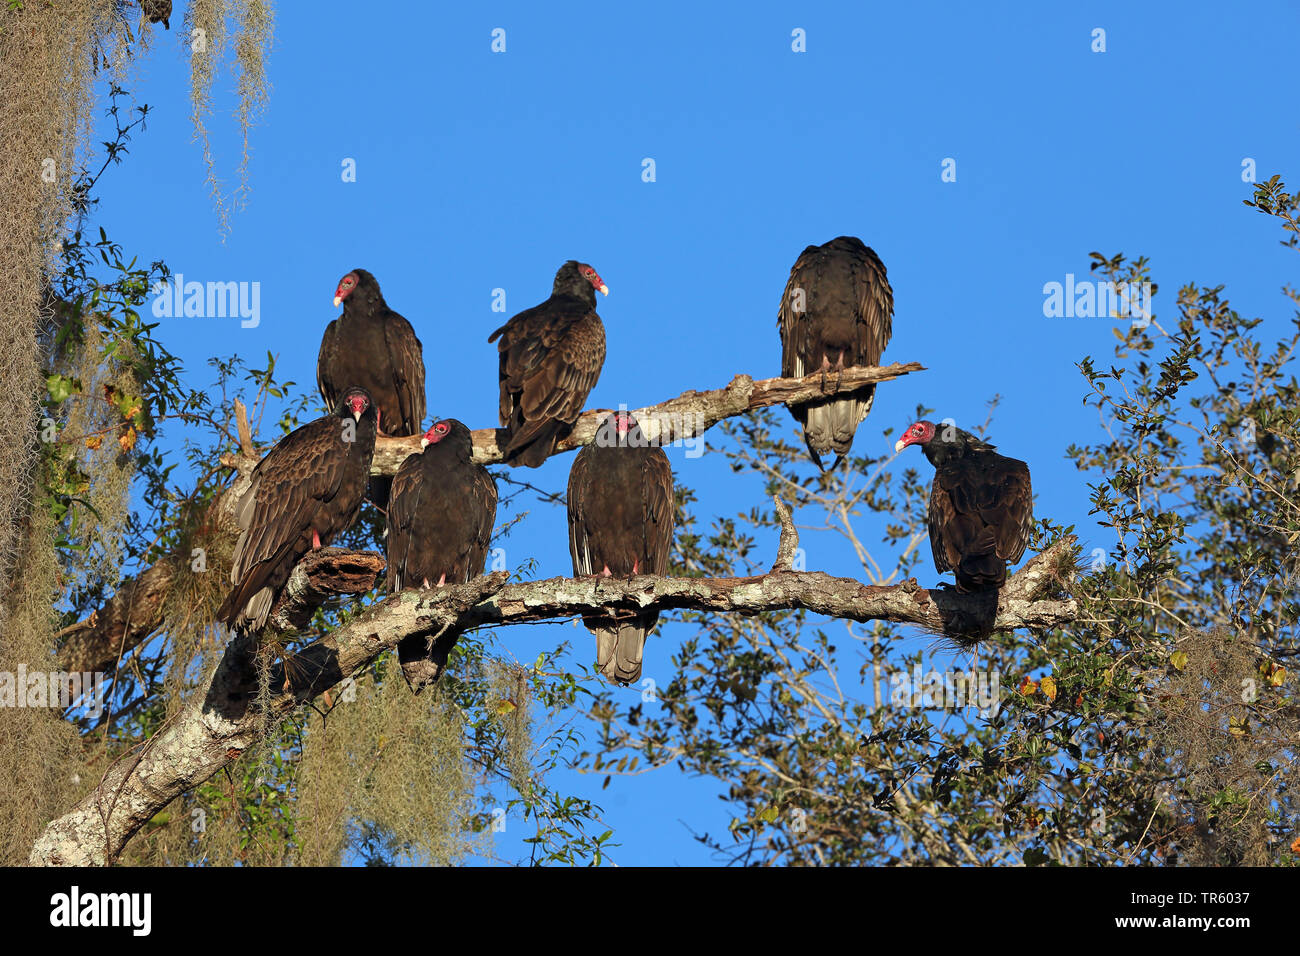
(778, 236, 893, 468)
(318, 268, 424, 509)
(490, 261, 607, 468)
(318, 268, 426, 437)
(567, 414, 674, 684)
(216, 391, 378, 634)
(918, 426, 1033, 592)
(386, 419, 497, 689)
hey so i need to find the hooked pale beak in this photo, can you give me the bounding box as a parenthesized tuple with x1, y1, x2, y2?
(598, 284, 609, 296)
(894, 439, 907, 453)
(420, 437, 430, 450)
(333, 294, 343, 307)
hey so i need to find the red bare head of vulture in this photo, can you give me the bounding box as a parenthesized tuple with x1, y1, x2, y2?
(420, 418, 455, 449)
(779, 236, 894, 469)
(216, 386, 378, 635)
(567, 412, 675, 685)
(344, 388, 372, 421)
(488, 260, 609, 468)
(387, 417, 498, 691)
(570, 262, 609, 299)
(895, 419, 1033, 593)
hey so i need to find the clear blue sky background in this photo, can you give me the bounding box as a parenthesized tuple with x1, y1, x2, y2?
(92, 1, 1298, 864)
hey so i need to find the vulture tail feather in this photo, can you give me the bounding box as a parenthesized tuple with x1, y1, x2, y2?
(591, 614, 657, 685)
(398, 630, 461, 693)
(800, 387, 875, 470)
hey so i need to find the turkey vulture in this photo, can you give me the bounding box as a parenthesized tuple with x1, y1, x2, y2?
(489, 260, 607, 468)
(567, 412, 674, 684)
(779, 236, 894, 468)
(387, 418, 498, 689)
(894, 421, 1033, 593)
(216, 388, 378, 635)
(318, 268, 425, 506)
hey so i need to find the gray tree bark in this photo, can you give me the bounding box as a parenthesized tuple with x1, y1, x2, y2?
(31, 527, 1077, 866)
(56, 362, 924, 675)
(31, 358, 1083, 866)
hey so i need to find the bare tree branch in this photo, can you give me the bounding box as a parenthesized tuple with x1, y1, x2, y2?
(58, 362, 923, 676)
(233, 397, 255, 458)
(56, 559, 175, 676)
(373, 361, 925, 473)
(31, 534, 1075, 866)
(770, 497, 799, 572)
(267, 547, 385, 632)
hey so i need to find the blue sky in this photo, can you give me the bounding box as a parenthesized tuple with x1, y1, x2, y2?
(92, 2, 1298, 864)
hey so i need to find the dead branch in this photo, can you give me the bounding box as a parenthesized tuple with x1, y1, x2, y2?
(373, 361, 925, 473)
(770, 497, 800, 572)
(267, 547, 385, 632)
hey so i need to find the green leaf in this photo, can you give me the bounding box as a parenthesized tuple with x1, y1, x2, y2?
(45, 373, 78, 403)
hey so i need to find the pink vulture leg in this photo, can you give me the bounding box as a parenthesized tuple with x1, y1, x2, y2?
(437, 573, 447, 586)
(632, 558, 640, 575)
(312, 530, 321, 549)
(601, 565, 613, 577)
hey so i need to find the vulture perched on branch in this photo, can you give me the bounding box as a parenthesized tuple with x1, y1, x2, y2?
(779, 236, 894, 468)
(216, 388, 378, 635)
(386, 418, 498, 690)
(318, 268, 426, 507)
(895, 420, 1034, 593)
(489, 260, 608, 468)
(567, 412, 675, 684)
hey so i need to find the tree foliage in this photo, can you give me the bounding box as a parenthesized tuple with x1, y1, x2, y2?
(5, 18, 1297, 865)
(580, 186, 1300, 866)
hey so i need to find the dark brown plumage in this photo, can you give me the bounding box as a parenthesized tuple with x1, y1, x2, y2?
(216, 388, 378, 635)
(895, 421, 1034, 593)
(489, 260, 607, 468)
(779, 236, 894, 468)
(318, 268, 425, 508)
(318, 269, 425, 436)
(567, 413, 675, 684)
(387, 419, 498, 689)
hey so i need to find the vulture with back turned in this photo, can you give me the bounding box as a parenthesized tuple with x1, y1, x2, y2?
(386, 418, 498, 690)
(216, 387, 378, 635)
(318, 268, 426, 506)
(894, 420, 1034, 593)
(567, 412, 675, 685)
(489, 260, 607, 468)
(779, 236, 894, 468)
